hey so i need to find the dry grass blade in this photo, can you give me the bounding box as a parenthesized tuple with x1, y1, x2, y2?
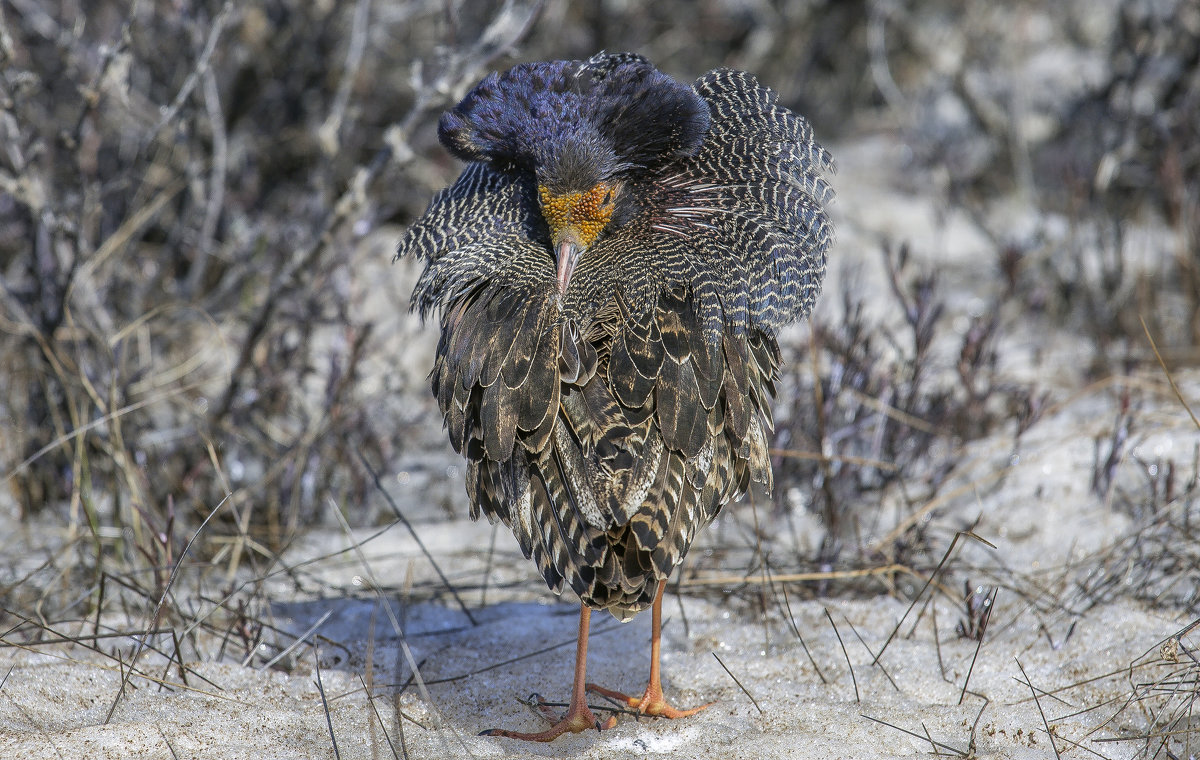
(420, 620, 620, 686)
(873, 531, 996, 668)
(842, 615, 898, 692)
(1049, 730, 1119, 760)
(713, 652, 763, 715)
(860, 714, 967, 757)
(769, 447, 900, 471)
(258, 610, 333, 671)
(0, 637, 250, 705)
(1084, 619, 1200, 760)
(779, 584, 828, 684)
(359, 674, 404, 760)
(357, 452, 477, 625)
(958, 588, 998, 706)
(104, 494, 231, 723)
(1141, 315, 1200, 431)
(1, 376, 212, 484)
(824, 608, 859, 703)
(1016, 658, 1062, 760)
(313, 645, 341, 760)
(156, 725, 181, 760)
(323, 499, 442, 723)
(679, 563, 918, 588)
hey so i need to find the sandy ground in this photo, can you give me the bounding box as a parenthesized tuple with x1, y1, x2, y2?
(2, 118, 1198, 760)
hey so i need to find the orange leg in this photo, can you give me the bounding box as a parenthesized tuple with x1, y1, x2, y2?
(481, 604, 617, 741)
(587, 581, 714, 719)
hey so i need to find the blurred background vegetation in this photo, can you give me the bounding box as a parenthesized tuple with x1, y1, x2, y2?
(0, 0, 1196, 596)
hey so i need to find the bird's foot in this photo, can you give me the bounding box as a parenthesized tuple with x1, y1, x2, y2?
(480, 692, 617, 742)
(586, 681, 714, 719)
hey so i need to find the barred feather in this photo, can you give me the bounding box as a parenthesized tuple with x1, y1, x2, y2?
(399, 53, 832, 620)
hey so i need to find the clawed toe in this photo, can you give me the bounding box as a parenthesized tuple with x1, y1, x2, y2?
(587, 681, 713, 719)
(481, 693, 616, 741)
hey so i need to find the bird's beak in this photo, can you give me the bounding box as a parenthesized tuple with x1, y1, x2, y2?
(556, 239, 581, 297)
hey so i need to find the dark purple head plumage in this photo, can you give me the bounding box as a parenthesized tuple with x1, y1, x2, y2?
(438, 53, 711, 193)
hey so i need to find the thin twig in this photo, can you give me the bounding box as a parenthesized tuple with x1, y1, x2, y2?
(185, 66, 227, 296)
(932, 605, 950, 683)
(0, 635, 247, 704)
(318, 0, 372, 155)
(921, 722, 944, 757)
(145, 1, 234, 141)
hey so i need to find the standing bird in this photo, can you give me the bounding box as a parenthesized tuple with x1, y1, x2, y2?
(399, 52, 833, 741)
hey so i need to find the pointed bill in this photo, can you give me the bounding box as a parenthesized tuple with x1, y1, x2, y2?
(556, 240, 581, 296)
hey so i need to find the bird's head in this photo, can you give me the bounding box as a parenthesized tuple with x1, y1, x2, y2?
(533, 135, 624, 296)
(536, 180, 620, 296)
(436, 53, 710, 298)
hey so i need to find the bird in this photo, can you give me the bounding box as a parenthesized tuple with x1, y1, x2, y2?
(398, 51, 833, 741)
